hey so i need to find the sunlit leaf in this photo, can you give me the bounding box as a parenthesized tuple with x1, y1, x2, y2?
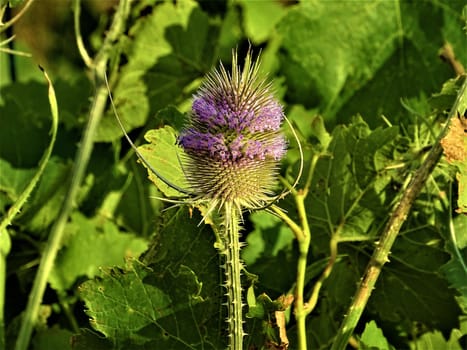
(137, 124, 189, 198)
(49, 212, 147, 292)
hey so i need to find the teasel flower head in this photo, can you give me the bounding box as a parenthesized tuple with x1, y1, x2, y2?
(177, 52, 287, 211)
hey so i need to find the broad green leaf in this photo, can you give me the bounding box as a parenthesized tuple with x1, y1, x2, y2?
(13, 158, 73, 233)
(440, 215, 467, 311)
(0, 159, 36, 206)
(370, 250, 461, 337)
(49, 212, 147, 292)
(80, 207, 224, 349)
(0, 68, 60, 235)
(237, 0, 288, 44)
(278, 1, 466, 126)
(0, 81, 52, 167)
(95, 0, 218, 142)
(32, 326, 73, 350)
(137, 125, 189, 198)
(360, 321, 392, 350)
(242, 211, 294, 266)
(306, 117, 400, 244)
(409, 328, 466, 350)
(80, 259, 201, 348)
(278, 1, 400, 113)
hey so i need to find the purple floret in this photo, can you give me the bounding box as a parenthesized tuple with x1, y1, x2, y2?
(178, 130, 229, 161)
(192, 97, 227, 128)
(249, 100, 283, 133)
(243, 136, 287, 161)
(191, 93, 284, 136)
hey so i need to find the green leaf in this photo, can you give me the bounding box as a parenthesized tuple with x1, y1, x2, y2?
(360, 321, 392, 350)
(242, 211, 294, 266)
(0, 159, 36, 207)
(137, 125, 189, 198)
(80, 207, 224, 349)
(440, 214, 467, 311)
(69, 329, 113, 350)
(0, 81, 50, 167)
(95, 0, 218, 142)
(114, 162, 163, 238)
(80, 259, 202, 348)
(32, 326, 73, 350)
(369, 229, 462, 336)
(0, 69, 59, 236)
(49, 212, 147, 292)
(306, 118, 399, 244)
(409, 328, 466, 350)
(278, 1, 466, 125)
(237, 0, 288, 44)
(13, 157, 74, 233)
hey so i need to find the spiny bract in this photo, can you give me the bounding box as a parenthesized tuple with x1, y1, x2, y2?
(177, 52, 287, 211)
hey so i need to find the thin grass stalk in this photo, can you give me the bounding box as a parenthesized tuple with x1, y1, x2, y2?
(14, 2, 131, 349)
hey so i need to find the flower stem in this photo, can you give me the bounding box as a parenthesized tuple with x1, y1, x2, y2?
(221, 202, 244, 350)
(294, 193, 311, 350)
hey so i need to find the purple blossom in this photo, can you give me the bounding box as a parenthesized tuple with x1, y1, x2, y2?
(177, 52, 287, 209)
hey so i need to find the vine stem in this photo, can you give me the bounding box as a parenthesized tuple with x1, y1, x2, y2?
(272, 152, 321, 350)
(14, 1, 131, 349)
(330, 75, 467, 350)
(221, 202, 245, 350)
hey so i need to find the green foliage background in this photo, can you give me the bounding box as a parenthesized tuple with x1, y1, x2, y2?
(0, 0, 466, 349)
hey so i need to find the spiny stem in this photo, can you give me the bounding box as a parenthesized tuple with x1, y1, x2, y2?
(330, 76, 467, 350)
(221, 202, 244, 350)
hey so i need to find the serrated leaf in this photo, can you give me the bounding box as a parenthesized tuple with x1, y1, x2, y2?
(360, 321, 392, 350)
(370, 256, 462, 337)
(137, 125, 189, 198)
(278, 1, 400, 111)
(49, 212, 147, 292)
(306, 118, 399, 244)
(80, 259, 196, 347)
(409, 328, 466, 350)
(80, 207, 224, 349)
(0, 158, 36, 205)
